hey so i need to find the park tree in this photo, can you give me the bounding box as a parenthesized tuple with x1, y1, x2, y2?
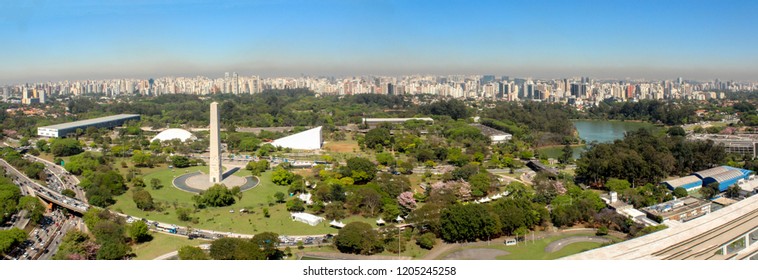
(53, 230, 99, 260)
(407, 203, 446, 235)
(251, 232, 283, 260)
(343, 157, 378, 184)
(176, 207, 194, 222)
(35, 139, 48, 152)
(324, 203, 347, 220)
(18, 196, 46, 225)
(171, 155, 191, 168)
(50, 138, 83, 156)
(209, 238, 265, 260)
(605, 178, 631, 193)
(257, 144, 276, 157)
(364, 128, 392, 150)
(128, 220, 151, 243)
(132, 188, 154, 211)
(178, 246, 209, 260)
(194, 185, 236, 208)
(271, 167, 295, 186)
(373, 172, 410, 198)
(673, 187, 688, 198)
(559, 144, 573, 164)
(667, 126, 686, 137)
(131, 150, 153, 167)
(286, 198, 306, 212)
(150, 178, 163, 190)
(62, 189, 77, 198)
(416, 232, 437, 250)
(420, 99, 469, 120)
(274, 192, 286, 203)
(396, 191, 417, 211)
(132, 176, 146, 188)
(726, 185, 742, 198)
(439, 203, 501, 242)
(699, 182, 719, 199)
(245, 160, 269, 175)
(334, 222, 384, 255)
(381, 203, 401, 221)
(0, 228, 27, 255)
(0, 184, 21, 224)
(468, 173, 492, 198)
(376, 152, 395, 166)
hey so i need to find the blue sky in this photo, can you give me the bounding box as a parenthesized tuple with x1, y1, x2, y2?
(1, 0, 756, 83)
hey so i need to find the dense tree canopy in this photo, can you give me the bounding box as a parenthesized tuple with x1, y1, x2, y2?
(0, 228, 27, 255)
(334, 222, 383, 255)
(439, 203, 501, 242)
(193, 185, 236, 208)
(49, 138, 83, 156)
(576, 128, 725, 186)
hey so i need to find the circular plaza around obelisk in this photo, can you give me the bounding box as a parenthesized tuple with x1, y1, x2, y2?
(173, 171, 259, 193)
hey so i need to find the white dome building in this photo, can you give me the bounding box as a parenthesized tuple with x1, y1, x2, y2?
(151, 128, 196, 142)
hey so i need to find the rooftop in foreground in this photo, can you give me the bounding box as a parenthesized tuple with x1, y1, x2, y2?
(564, 194, 758, 260)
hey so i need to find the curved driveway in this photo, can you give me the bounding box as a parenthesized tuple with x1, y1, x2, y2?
(173, 171, 259, 193)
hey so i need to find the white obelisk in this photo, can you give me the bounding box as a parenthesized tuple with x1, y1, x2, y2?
(209, 102, 222, 183)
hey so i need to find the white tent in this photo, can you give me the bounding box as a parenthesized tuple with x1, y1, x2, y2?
(395, 215, 405, 222)
(329, 220, 345, 228)
(298, 193, 313, 205)
(291, 212, 324, 226)
(272, 126, 323, 150)
(376, 218, 386, 225)
(151, 128, 196, 142)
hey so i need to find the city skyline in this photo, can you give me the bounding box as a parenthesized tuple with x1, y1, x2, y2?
(1, 0, 757, 83)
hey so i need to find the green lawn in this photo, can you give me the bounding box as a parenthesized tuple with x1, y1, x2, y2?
(435, 233, 619, 260)
(110, 166, 380, 235)
(132, 231, 208, 260)
(496, 233, 620, 260)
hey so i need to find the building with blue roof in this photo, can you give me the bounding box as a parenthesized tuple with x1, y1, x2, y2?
(694, 166, 753, 192)
(662, 175, 703, 191)
(701, 169, 753, 192)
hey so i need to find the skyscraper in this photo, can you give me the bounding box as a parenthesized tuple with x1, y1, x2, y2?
(22, 87, 29, 104)
(209, 102, 222, 183)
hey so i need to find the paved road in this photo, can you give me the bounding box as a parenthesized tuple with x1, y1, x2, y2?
(27, 155, 87, 202)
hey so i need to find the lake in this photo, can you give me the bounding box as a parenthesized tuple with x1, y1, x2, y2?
(537, 120, 654, 159)
(572, 120, 653, 144)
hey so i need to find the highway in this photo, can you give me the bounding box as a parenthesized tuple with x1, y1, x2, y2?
(26, 154, 87, 203)
(0, 158, 89, 214)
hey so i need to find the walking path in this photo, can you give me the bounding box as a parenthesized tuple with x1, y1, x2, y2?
(544, 236, 611, 253)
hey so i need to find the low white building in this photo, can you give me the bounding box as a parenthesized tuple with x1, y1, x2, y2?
(469, 124, 512, 144)
(290, 212, 324, 226)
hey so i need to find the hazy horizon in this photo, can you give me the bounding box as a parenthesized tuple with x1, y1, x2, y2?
(1, 0, 757, 84)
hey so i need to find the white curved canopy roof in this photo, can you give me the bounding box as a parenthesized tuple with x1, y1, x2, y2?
(272, 126, 322, 150)
(151, 128, 196, 142)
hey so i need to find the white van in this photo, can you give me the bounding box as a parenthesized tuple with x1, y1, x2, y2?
(505, 239, 518, 246)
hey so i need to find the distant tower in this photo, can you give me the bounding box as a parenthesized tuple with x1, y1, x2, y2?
(22, 87, 29, 104)
(209, 102, 222, 183)
(39, 90, 46, 104)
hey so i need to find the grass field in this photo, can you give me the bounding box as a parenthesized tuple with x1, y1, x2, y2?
(323, 140, 360, 153)
(132, 232, 209, 260)
(110, 166, 378, 235)
(435, 233, 619, 260)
